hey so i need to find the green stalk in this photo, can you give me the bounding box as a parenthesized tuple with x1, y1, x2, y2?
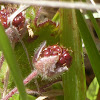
(60, 0, 86, 100)
(0, 24, 28, 100)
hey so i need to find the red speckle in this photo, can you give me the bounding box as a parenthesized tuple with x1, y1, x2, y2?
(40, 44, 72, 67)
(0, 8, 25, 30)
(42, 49, 51, 57)
(12, 91, 14, 94)
(63, 52, 70, 59)
(59, 56, 66, 65)
(12, 14, 25, 29)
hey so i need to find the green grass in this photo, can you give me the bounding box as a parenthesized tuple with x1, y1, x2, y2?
(0, 24, 28, 100)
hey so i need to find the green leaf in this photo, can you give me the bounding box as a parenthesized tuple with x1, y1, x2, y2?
(27, 95, 36, 100)
(76, 10, 100, 85)
(86, 77, 99, 100)
(0, 24, 28, 100)
(9, 94, 20, 100)
(26, 7, 36, 20)
(87, 11, 100, 39)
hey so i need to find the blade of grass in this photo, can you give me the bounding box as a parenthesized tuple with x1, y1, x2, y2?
(76, 10, 100, 85)
(87, 11, 100, 39)
(0, 24, 28, 100)
(60, 0, 86, 100)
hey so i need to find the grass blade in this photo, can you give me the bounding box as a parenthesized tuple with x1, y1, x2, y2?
(0, 24, 28, 100)
(87, 11, 100, 39)
(76, 10, 100, 85)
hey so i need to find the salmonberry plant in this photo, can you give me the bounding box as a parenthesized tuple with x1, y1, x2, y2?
(0, 0, 100, 100)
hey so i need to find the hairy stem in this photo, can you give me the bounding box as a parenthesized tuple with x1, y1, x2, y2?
(40, 78, 62, 92)
(0, 53, 4, 70)
(34, 6, 42, 26)
(2, 70, 38, 100)
(2, 66, 10, 98)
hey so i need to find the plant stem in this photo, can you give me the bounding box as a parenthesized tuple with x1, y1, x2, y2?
(2, 70, 38, 100)
(0, 53, 4, 70)
(34, 7, 42, 26)
(40, 78, 62, 92)
(2, 66, 10, 98)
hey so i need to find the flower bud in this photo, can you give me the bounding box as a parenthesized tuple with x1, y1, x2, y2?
(33, 41, 72, 79)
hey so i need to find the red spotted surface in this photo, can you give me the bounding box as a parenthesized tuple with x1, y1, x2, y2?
(40, 45, 72, 67)
(0, 8, 25, 30)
